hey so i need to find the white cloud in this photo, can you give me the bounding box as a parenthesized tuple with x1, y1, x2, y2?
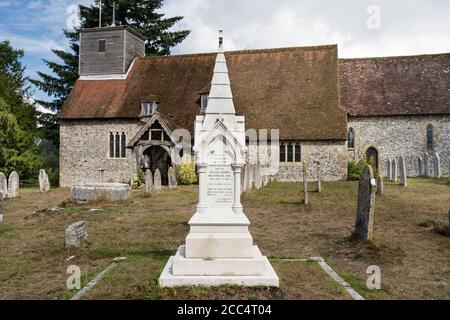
(162, 0, 450, 58)
(2, 33, 65, 53)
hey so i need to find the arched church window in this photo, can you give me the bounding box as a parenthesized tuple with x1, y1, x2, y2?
(115, 132, 120, 158)
(121, 133, 126, 158)
(109, 132, 114, 158)
(348, 128, 355, 149)
(280, 143, 286, 162)
(426, 124, 434, 151)
(287, 143, 294, 162)
(295, 143, 301, 162)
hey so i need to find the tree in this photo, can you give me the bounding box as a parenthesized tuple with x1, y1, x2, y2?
(30, 0, 190, 113)
(0, 41, 37, 132)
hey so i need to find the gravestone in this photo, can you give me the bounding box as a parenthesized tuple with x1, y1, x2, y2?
(418, 156, 423, 176)
(0, 172, 7, 200)
(254, 165, 262, 190)
(0, 193, 3, 223)
(316, 161, 322, 193)
(354, 165, 377, 241)
(399, 155, 408, 187)
(38, 169, 50, 192)
(70, 183, 131, 202)
(392, 159, 398, 183)
(387, 159, 392, 180)
(154, 169, 162, 190)
(168, 167, 177, 188)
(8, 171, 19, 198)
(376, 174, 384, 195)
(424, 153, 430, 177)
(247, 164, 254, 191)
(303, 161, 309, 205)
(241, 165, 248, 192)
(65, 221, 88, 247)
(144, 170, 154, 195)
(433, 152, 441, 179)
(159, 31, 278, 287)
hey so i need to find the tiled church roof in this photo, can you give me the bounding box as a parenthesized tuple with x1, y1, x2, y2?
(340, 53, 450, 117)
(60, 45, 347, 140)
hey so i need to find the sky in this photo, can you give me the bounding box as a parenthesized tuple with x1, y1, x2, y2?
(1, 0, 450, 104)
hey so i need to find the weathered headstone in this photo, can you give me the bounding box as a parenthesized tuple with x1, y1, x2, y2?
(8, 171, 19, 198)
(241, 165, 248, 192)
(418, 156, 423, 176)
(392, 159, 398, 183)
(168, 167, 177, 188)
(65, 221, 88, 247)
(0, 193, 3, 223)
(424, 153, 430, 177)
(144, 170, 154, 195)
(376, 174, 384, 195)
(0, 172, 7, 200)
(154, 169, 162, 190)
(399, 155, 408, 187)
(159, 31, 278, 287)
(387, 159, 392, 180)
(303, 161, 309, 205)
(354, 165, 377, 241)
(70, 183, 131, 202)
(315, 161, 322, 193)
(38, 169, 50, 192)
(433, 152, 441, 179)
(254, 165, 262, 190)
(247, 164, 254, 191)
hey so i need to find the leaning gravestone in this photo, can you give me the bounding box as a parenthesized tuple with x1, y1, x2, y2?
(433, 152, 441, 179)
(354, 165, 377, 241)
(399, 155, 408, 187)
(303, 161, 309, 205)
(65, 221, 88, 247)
(159, 31, 278, 287)
(144, 170, 154, 195)
(315, 161, 322, 193)
(376, 174, 384, 195)
(0, 172, 7, 200)
(38, 169, 50, 192)
(168, 167, 177, 188)
(154, 169, 162, 190)
(8, 171, 19, 198)
(418, 156, 423, 176)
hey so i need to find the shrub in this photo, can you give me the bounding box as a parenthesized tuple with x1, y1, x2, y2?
(347, 158, 378, 181)
(176, 160, 198, 185)
(133, 168, 145, 189)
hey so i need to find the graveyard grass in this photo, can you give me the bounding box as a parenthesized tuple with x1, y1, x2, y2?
(0, 178, 449, 300)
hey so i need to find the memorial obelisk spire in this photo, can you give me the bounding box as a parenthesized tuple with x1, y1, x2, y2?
(205, 30, 236, 116)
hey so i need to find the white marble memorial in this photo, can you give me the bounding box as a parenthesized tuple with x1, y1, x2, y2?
(159, 31, 279, 288)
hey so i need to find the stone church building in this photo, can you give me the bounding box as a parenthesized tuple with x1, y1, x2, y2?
(59, 26, 449, 187)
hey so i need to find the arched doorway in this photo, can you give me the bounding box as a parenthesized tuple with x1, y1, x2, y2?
(366, 147, 379, 170)
(142, 145, 172, 185)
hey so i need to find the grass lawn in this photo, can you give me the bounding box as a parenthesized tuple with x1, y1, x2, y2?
(0, 178, 449, 300)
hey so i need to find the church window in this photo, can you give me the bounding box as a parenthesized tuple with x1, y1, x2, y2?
(287, 143, 294, 162)
(426, 124, 434, 151)
(280, 143, 286, 162)
(141, 101, 158, 116)
(295, 143, 301, 162)
(200, 94, 209, 112)
(98, 39, 106, 52)
(348, 128, 355, 149)
(109, 132, 126, 158)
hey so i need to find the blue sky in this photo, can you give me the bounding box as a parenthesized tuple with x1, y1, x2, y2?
(1, 0, 450, 107)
